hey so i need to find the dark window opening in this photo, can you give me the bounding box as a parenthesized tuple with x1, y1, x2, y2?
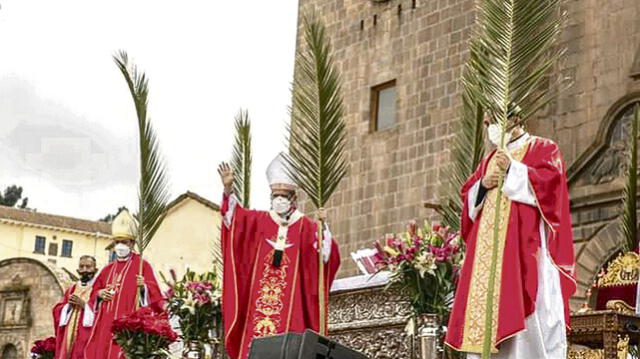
(61, 240, 73, 257)
(34, 236, 46, 254)
(370, 80, 397, 132)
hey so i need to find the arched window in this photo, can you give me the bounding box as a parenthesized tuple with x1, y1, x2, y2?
(584, 100, 640, 185)
(1, 344, 17, 359)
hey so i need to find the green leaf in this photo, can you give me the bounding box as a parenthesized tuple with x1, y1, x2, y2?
(438, 68, 485, 231)
(113, 51, 171, 255)
(286, 14, 347, 209)
(231, 109, 252, 208)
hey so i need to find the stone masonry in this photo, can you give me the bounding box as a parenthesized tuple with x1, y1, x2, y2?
(0, 258, 70, 359)
(295, 0, 640, 309)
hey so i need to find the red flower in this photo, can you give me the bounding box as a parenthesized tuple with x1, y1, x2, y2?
(164, 288, 175, 299)
(30, 337, 56, 356)
(112, 307, 177, 342)
(428, 244, 453, 263)
(194, 292, 211, 305)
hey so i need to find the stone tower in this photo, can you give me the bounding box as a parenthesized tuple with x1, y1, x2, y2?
(295, 0, 640, 309)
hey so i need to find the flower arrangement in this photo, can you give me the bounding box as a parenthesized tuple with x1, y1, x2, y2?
(30, 337, 56, 359)
(111, 307, 178, 359)
(163, 268, 223, 342)
(373, 220, 464, 321)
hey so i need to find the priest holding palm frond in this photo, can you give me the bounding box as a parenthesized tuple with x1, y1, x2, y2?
(217, 153, 340, 359)
(445, 106, 576, 359)
(84, 210, 164, 359)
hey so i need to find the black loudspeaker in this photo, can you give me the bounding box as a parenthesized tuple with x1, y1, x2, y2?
(248, 329, 368, 359)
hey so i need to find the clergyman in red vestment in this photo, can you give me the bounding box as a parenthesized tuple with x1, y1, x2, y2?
(445, 107, 576, 359)
(217, 153, 341, 359)
(52, 255, 98, 359)
(84, 210, 164, 359)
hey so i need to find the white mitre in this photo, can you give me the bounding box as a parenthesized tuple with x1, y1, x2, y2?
(266, 153, 298, 191)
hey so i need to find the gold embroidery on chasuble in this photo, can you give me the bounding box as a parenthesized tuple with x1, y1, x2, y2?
(460, 140, 531, 354)
(253, 251, 289, 338)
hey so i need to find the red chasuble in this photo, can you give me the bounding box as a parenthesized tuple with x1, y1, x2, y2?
(53, 282, 93, 359)
(84, 254, 164, 359)
(445, 136, 576, 353)
(221, 195, 341, 359)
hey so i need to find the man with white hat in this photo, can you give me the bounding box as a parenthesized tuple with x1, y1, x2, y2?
(84, 209, 164, 359)
(217, 153, 341, 359)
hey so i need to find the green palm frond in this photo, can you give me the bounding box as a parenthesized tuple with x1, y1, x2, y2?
(466, 0, 566, 357)
(231, 109, 252, 208)
(439, 64, 486, 231)
(113, 51, 171, 255)
(469, 0, 565, 132)
(286, 15, 347, 209)
(621, 105, 639, 252)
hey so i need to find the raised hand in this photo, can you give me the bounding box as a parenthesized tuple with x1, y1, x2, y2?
(217, 162, 234, 194)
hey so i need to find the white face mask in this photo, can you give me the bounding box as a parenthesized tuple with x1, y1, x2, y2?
(114, 243, 131, 258)
(271, 196, 292, 215)
(487, 123, 511, 146)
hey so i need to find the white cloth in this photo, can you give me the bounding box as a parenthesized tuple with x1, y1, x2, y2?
(466, 133, 567, 359)
(636, 277, 640, 313)
(313, 223, 333, 263)
(222, 193, 240, 228)
(502, 160, 536, 206)
(82, 303, 94, 327)
(58, 281, 95, 328)
(468, 180, 485, 221)
(140, 284, 149, 307)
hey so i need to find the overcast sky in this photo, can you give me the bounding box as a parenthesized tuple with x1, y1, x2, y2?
(0, 0, 298, 220)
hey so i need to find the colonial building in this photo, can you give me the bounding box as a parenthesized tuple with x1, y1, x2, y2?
(0, 206, 113, 269)
(127, 191, 222, 280)
(294, 0, 640, 310)
(0, 192, 222, 356)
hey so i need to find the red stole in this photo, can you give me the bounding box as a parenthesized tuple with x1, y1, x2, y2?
(52, 283, 92, 359)
(84, 254, 164, 359)
(221, 198, 340, 359)
(445, 136, 576, 352)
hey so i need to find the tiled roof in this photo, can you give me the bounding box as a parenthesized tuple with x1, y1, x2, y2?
(0, 205, 111, 235)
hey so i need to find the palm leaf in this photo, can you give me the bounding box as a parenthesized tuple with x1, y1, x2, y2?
(285, 14, 347, 336)
(465, 0, 566, 357)
(439, 62, 486, 231)
(621, 105, 639, 252)
(113, 51, 171, 256)
(286, 15, 347, 209)
(231, 109, 252, 208)
(470, 0, 565, 128)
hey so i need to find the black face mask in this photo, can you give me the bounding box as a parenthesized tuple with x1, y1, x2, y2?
(79, 272, 95, 284)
